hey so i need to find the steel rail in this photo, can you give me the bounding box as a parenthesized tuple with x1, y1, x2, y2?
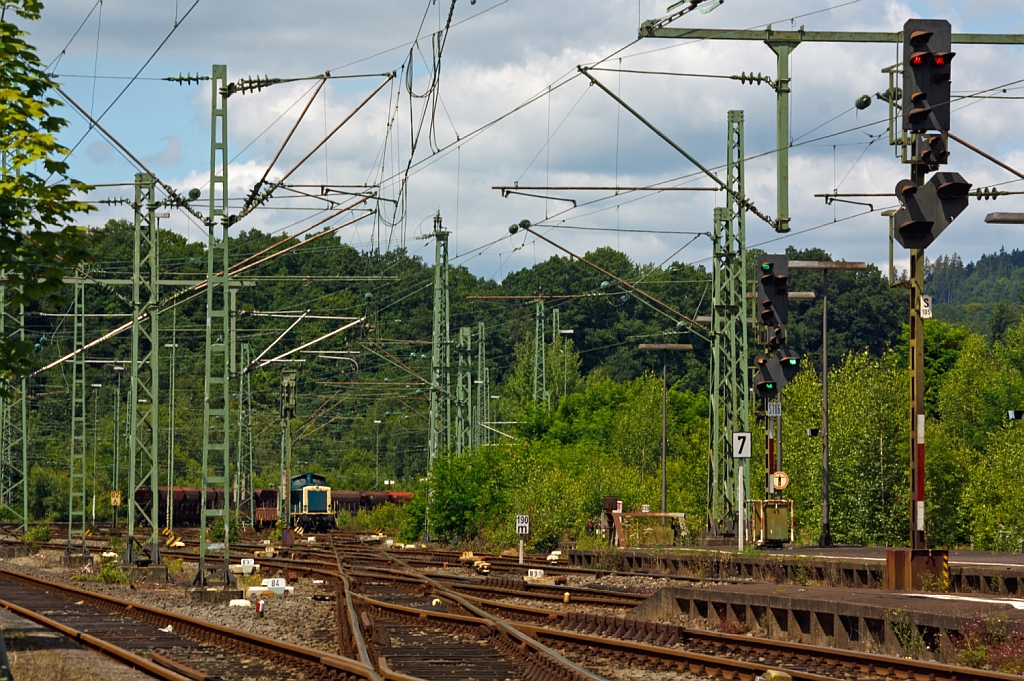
(357, 589, 1024, 681)
(0, 568, 382, 681)
(352, 548, 608, 681)
(0, 596, 192, 681)
(465, 592, 1024, 681)
(355, 592, 803, 681)
(333, 537, 606, 681)
(338, 571, 376, 667)
(352, 593, 605, 681)
(332, 542, 1024, 681)
(514, 621, 838, 681)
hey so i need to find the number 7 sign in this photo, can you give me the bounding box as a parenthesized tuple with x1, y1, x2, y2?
(732, 432, 751, 459)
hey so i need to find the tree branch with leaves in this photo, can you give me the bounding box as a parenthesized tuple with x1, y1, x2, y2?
(0, 0, 94, 385)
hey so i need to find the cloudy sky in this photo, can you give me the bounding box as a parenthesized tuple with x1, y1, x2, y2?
(24, 0, 1024, 279)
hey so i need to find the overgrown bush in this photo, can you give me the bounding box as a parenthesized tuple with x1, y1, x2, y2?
(337, 503, 408, 535)
(23, 523, 51, 545)
(97, 554, 128, 584)
(209, 512, 239, 544)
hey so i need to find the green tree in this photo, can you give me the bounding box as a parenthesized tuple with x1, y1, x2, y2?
(936, 334, 1024, 452)
(778, 352, 907, 546)
(895, 319, 971, 417)
(0, 0, 93, 383)
(989, 300, 1021, 343)
(924, 422, 976, 548)
(964, 423, 1024, 551)
(783, 247, 905, 372)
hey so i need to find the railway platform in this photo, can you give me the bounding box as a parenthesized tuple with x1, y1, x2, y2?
(569, 545, 1024, 593)
(631, 578, 1024, 662)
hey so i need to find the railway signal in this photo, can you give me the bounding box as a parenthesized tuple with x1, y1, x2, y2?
(754, 255, 800, 401)
(753, 355, 778, 399)
(753, 351, 801, 400)
(892, 173, 972, 249)
(757, 256, 789, 330)
(903, 19, 954, 133)
(913, 133, 949, 167)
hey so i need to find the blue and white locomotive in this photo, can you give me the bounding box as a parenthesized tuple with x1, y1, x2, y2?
(290, 472, 336, 533)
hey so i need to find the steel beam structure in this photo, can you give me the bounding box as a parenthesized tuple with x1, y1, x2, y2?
(66, 278, 88, 556)
(0, 287, 28, 535)
(126, 172, 160, 565)
(476, 322, 487, 447)
(639, 26, 1024, 235)
(427, 216, 451, 466)
(197, 64, 231, 586)
(165, 308, 176, 531)
(708, 111, 749, 537)
(908, 189, 926, 549)
(533, 300, 547, 406)
(455, 326, 473, 454)
(280, 369, 296, 528)
(237, 342, 254, 529)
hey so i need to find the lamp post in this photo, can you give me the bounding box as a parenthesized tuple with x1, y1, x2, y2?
(163, 342, 178, 531)
(374, 420, 382, 490)
(112, 366, 124, 528)
(638, 344, 693, 525)
(90, 383, 102, 523)
(985, 213, 1024, 224)
(789, 260, 867, 548)
(558, 329, 573, 398)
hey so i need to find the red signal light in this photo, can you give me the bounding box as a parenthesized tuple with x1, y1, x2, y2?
(911, 54, 924, 66)
(933, 54, 946, 66)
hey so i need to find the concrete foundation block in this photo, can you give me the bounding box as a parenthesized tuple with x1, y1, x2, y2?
(187, 587, 244, 604)
(0, 545, 31, 559)
(59, 554, 93, 568)
(129, 565, 168, 584)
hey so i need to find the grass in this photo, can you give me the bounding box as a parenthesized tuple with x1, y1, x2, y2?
(7, 648, 108, 681)
(236, 575, 263, 589)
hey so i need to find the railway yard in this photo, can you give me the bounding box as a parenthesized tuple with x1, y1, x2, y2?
(0, 531, 1020, 680)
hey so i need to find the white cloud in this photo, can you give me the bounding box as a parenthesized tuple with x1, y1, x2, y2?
(21, 0, 1024, 277)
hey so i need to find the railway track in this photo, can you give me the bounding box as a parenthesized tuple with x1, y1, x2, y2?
(0, 567, 380, 681)
(15, 534, 1024, 680)
(329, 538, 1024, 681)
(333, 540, 603, 681)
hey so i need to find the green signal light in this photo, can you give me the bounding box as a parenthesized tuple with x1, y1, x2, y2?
(786, 358, 798, 366)
(761, 262, 772, 271)
(765, 382, 775, 390)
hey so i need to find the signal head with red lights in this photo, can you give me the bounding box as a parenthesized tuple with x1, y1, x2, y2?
(902, 19, 953, 133)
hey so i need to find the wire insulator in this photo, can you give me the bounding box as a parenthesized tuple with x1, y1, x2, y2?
(162, 73, 209, 85)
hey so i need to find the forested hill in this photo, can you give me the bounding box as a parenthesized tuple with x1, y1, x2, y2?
(930, 249, 1024, 337)
(20, 220, 1024, 549)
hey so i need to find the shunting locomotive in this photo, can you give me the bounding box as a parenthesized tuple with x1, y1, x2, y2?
(290, 472, 336, 532)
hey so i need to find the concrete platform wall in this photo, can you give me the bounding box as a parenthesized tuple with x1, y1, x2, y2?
(630, 585, 1005, 662)
(569, 549, 1024, 594)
